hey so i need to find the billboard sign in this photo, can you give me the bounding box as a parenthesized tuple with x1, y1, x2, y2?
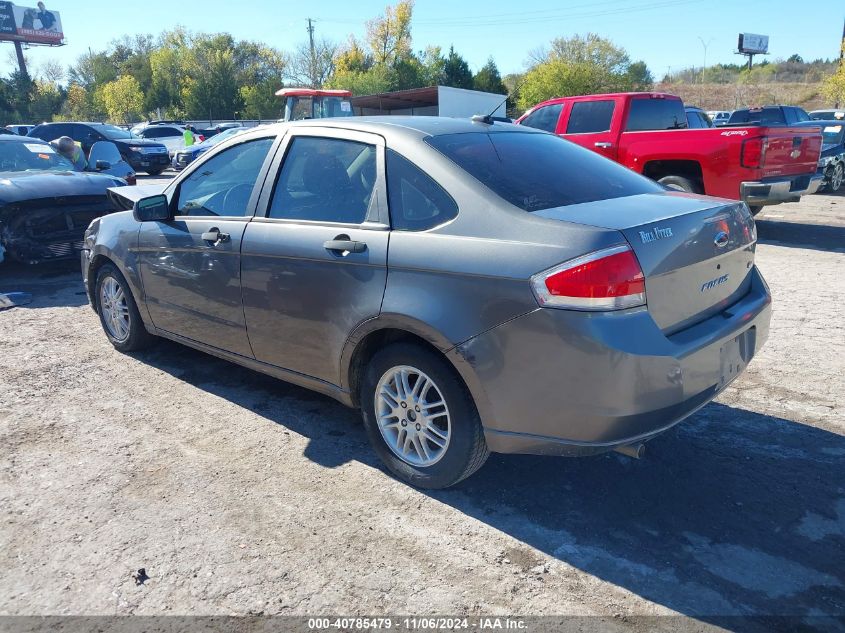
(738, 33, 769, 55)
(0, 2, 63, 45)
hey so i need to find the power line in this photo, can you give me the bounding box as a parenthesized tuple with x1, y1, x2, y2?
(316, 0, 703, 28)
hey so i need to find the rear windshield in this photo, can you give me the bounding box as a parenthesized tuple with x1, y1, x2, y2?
(425, 131, 661, 212)
(728, 108, 784, 124)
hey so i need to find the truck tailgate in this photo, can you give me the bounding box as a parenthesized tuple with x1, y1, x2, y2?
(758, 127, 822, 177)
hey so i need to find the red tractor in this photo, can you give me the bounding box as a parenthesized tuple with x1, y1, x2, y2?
(275, 88, 354, 121)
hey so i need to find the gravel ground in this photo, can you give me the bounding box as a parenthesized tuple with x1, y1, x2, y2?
(0, 189, 843, 628)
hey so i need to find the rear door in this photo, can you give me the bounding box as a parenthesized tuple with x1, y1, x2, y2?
(138, 133, 279, 357)
(241, 128, 389, 385)
(559, 98, 620, 159)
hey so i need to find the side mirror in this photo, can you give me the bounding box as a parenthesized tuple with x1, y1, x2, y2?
(133, 194, 172, 222)
(95, 160, 111, 171)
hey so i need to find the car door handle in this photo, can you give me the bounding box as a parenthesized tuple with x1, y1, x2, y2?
(594, 142, 613, 148)
(324, 235, 367, 254)
(201, 228, 230, 245)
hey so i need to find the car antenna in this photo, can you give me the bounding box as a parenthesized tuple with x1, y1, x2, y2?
(471, 77, 528, 125)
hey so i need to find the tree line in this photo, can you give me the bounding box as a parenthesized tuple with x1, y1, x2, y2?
(0, 0, 664, 124)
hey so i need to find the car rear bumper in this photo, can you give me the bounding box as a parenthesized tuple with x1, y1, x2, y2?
(456, 266, 772, 456)
(740, 173, 822, 206)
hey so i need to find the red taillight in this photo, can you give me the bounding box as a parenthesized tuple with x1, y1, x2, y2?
(741, 136, 767, 168)
(530, 245, 646, 311)
(126, 173, 137, 186)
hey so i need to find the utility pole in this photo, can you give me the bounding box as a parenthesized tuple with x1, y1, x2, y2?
(307, 18, 317, 88)
(13, 41, 28, 79)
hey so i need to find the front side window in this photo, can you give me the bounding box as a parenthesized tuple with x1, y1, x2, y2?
(176, 138, 274, 217)
(426, 131, 661, 212)
(386, 149, 458, 230)
(269, 136, 377, 224)
(626, 98, 688, 131)
(566, 101, 615, 134)
(520, 104, 563, 133)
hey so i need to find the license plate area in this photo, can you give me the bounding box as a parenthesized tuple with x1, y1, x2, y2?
(719, 326, 756, 388)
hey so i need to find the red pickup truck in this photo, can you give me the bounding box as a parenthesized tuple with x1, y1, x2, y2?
(516, 92, 823, 213)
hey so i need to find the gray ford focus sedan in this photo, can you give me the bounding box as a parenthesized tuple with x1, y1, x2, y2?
(82, 117, 771, 489)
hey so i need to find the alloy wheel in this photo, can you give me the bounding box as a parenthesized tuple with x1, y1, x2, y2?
(375, 365, 451, 467)
(830, 164, 844, 192)
(99, 276, 130, 342)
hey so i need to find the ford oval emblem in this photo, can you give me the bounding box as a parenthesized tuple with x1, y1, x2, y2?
(714, 231, 729, 248)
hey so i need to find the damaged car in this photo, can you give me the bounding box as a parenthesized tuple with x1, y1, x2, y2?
(0, 135, 129, 264)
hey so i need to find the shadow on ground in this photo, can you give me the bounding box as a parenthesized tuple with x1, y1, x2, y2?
(137, 339, 845, 626)
(756, 219, 845, 253)
(0, 260, 87, 309)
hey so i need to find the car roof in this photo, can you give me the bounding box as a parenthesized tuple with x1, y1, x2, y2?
(259, 116, 544, 141)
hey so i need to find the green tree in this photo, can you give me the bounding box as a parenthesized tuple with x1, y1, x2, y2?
(183, 46, 242, 120)
(473, 57, 506, 94)
(822, 42, 845, 106)
(240, 79, 281, 120)
(30, 80, 65, 122)
(623, 61, 653, 91)
(517, 33, 653, 110)
(96, 75, 144, 123)
(442, 46, 473, 89)
(59, 83, 95, 120)
(419, 46, 446, 86)
(366, 0, 414, 65)
(517, 60, 600, 110)
(147, 28, 190, 115)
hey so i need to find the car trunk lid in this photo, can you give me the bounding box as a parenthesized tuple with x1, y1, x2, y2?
(534, 192, 757, 333)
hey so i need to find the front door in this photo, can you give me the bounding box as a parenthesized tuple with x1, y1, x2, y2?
(241, 130, 389, 385)
(138, 135, 277, 357)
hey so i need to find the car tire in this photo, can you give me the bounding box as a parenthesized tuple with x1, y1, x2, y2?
(95, 263, 155, 352)
(145, 168, 165, 176)
(360, 343, 489, 489)
(749, 206, 763, 216)
(829, 163, 844, 193)
(658, 175, 701, 193)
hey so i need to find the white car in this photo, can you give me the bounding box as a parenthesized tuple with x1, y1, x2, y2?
(706, 111, 731, 127)
(134, 124, 196, 157)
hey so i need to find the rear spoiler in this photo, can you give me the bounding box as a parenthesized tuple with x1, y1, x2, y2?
(107, 184, 167, 211)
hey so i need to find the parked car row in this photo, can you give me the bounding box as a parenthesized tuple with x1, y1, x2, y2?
(28, 122, 170, 176)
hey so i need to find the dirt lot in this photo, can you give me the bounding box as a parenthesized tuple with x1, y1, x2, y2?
(1, 187, 843, 627)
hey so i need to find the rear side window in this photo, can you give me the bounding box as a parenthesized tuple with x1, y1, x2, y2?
(520, 104, 562, 133)
(566, 101, 614, 134)
(269, 136, 377, 224)
(386, 149, 458, 230)
(626, 98, 688, 131)
(426, 132, 661, 212)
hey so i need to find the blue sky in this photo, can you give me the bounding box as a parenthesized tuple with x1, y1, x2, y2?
(3, 0, 843, 81)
